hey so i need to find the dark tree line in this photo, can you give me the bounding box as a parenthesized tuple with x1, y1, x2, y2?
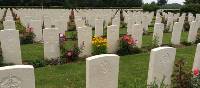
(185, 0, 200, 4)
(0, 0, 143, 7)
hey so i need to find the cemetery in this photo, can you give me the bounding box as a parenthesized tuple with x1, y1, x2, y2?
(1, 0, 200, 88)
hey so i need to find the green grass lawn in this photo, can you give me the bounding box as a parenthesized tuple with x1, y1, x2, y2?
(34, 45, 196, 88)
(19, 26, 198, 88)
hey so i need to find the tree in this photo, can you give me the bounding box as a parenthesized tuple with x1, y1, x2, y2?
(185, 0, 200, 4)
(157, 0, 168, 6)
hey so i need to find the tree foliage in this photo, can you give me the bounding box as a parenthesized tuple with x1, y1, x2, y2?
(185, 0, 200, 4)
(181, 0, 200, 14)
(157, 0, 168, 6)
(142, 2, 160, 12)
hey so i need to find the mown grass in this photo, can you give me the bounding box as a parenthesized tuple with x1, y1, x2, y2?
(34, 45, 196, 88)
(19, 23, 198, 88)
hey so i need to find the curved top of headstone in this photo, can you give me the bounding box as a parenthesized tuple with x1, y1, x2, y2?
(151, 47, 175, 52)
(0, 65, 33, 70)
(87, 54, 119, 61)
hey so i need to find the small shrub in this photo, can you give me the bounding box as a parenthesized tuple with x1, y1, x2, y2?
(120, 22, 127, 28)
(184, 21, 190, 31)
(117, 35, 141, 56)
(59, 33, 81, 63)
(68, 22, 76, 31)
(64, 45, 81, 63)
(172, 59, 192, 88)
(164, 26, 170, 33)
(19, 24, 36, 44)
(28, 59, 46, 68)
(45, 58, 61, 65)
(148, 77, 168, 88)
(150, 35, 159, 50)
(70, 31, 77, 40)
(181, 41, 192, 46)
(196, 33, 200, 44)
(20, 32, 35, 44)
(92, 36, 107, 55)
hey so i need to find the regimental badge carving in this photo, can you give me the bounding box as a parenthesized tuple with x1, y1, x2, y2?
(0, 73, 22, 88)
(161, 52, 170, 69)
(99, 60, 111, 75)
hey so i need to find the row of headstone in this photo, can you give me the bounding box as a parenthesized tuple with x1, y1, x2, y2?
(0, 43, 199, 88)
(2, 9, 200, 64)
(0, 9, 6, 20)
(124, 11, 154, 32)
(87, 44, 200, 87)
(12, 9, 70, 42)
(154, 12, 200, 45)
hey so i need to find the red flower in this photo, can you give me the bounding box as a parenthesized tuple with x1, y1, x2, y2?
(194, 67, 199, 76)
(127, 38, 133, 45)
(123, 35, 130, 41)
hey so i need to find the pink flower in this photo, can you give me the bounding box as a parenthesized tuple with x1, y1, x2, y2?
(194, 68, 199, 76)
(59, 33, 65, 38)
(66, 51, 73, 57)
(59, 33, 67, 41)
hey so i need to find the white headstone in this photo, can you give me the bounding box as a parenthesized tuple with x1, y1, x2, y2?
(95, 19, 104, 36)
(107, 25, 119, 53)
(167, 17, 174, 32)
(127, 18, 133, 35)
(155, 17, 162, 23)
(3, 20, 16, 30)
(188, 21, 198, 43)
(193, 43, 200, 70)
(0, 65, 35, 88)
(86, 54, 119, 88)
(0, 29, 22, 64)
(171, 22, 182, 45)
(76, 18, 85, 28)
(4, 16, 13, 21)
(55, 19, 68, 34)
(147, 47, 176, 87)
(112, 17, 120, 29)
(43, 28, 60, 60)
(131, 24, 143, 48)
(153, 23, 164, 46)
(77, 26, 92, 57)
(30, 20, 43, 42)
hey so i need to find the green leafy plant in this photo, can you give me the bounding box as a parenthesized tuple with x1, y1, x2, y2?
(181, 41, 192, 46)
(17, 20, 36, 44)
(196, 33, 200, 44)
(59, 33, 81, 63)
(150, 35, 159, 50)
(20, 27, 36, 44)
(45, 58, 62, 65)
(148, 77, 168, 88)
(184, 20, 190, 31)
(172, 59, 192, 88)
(164, 26, 170, 33)
(64, 45, 81, 63)
(28, 59, 46, 68)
